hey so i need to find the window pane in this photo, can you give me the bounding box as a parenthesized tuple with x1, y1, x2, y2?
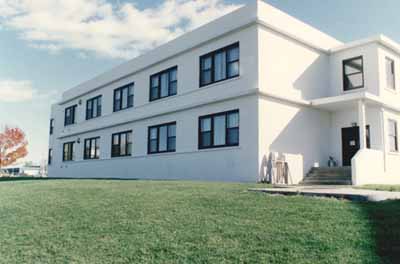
(201, 70, 212, 85)
(160, 73, 169, 97)
(150, 140, 157, 153)
(227, 128, 239, 145)
(214, 51, 226, 81)
(227, 112, 239, 128)
(345, 74, 363, 89)
(201, 132, 211, 147)
(113, 134, 119, 145)
(92, 101, 97, 117)
(159, 126, 167, 152)
(170, 68, 177, 81)
(389, 137, 397, 152)
(120, 133, 126, 155)
(150, 128, 158, 140)
(151, 87, 159, 100)
(90, 139, 96, 158)
(167, 137, 176, 151)
(227, 46, 239, 62)
(202, 56, 212, 70)
(151, 76, 159, 88)
(169, 81, 177, 96)
(344, 58, 362, 74)
(168, 124, 176, 137)
(201, 118, 211, 132)
(214, 115, 226, 146)
(122, 88, 128, 109)
(389, 121, 397, 135)
(386, 58, 395, 89)
(228, 61, 239, 78)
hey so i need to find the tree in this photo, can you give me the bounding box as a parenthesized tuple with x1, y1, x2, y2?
(0, 127, 28, 169)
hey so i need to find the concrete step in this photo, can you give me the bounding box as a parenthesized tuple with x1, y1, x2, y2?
(301, 180, 352, 185)
(301, 166, 352, 185)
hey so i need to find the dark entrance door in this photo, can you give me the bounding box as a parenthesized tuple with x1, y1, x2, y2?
(341, 126, 360, 166)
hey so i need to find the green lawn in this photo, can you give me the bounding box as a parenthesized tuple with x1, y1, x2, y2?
(0, 179, 399, 264)
(357, 184, 400, 192)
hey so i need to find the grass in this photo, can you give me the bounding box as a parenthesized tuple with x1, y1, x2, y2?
(357, 184, 400, 192)
(0, 179, 399, 263)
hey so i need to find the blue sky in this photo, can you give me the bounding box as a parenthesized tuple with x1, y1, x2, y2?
(0, 0, 400, 164)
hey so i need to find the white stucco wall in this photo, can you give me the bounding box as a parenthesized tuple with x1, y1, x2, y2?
(258, 97, 331, 184)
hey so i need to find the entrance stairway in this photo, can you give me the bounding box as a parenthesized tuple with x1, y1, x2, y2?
(300, 167, 352, 185)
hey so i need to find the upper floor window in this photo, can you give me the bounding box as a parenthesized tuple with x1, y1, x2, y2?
(148, 122, 176, 154)
(49, 119, 54, 135)
(48, 149, 53, 165)
(84, 137, 100, 160)
(64, 105, 77, 126)
(63, 142, 74, 161)
(388, 119, 398, 152)
(386, 57, 396, 90)
(343, 56, 364, 91)
(114, 83, 134, 112)
(86, 95, 102, 120)
(150, 66, 177, 101)
(200, 42, 240, 87)
(199, 110, 239, 149)
(111, 131, 132, 157)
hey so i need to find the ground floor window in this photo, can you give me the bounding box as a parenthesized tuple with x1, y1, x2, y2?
(48, 149, 53, 165)
(84, 137, 100, 160)
(148, 122, 176, 154)
(199, 110, 239, 149)
(111, 131, 132, 157)
(388, 119, 398, 152)
(63, 142, 74, 161)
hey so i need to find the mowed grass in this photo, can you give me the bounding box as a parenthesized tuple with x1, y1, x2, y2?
(0, 180, 399, 264)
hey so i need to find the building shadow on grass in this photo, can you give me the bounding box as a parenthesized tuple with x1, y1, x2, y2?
(360, 200, 400, 264)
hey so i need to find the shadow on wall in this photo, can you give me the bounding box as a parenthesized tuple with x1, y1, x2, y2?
(360, 200, 400, 263)
(259, 101, 331, 183)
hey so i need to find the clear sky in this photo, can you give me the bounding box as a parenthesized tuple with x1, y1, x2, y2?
(0, 0, 400, 164)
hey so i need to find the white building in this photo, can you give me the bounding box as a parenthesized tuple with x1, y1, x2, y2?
(48, 0, 400, 185)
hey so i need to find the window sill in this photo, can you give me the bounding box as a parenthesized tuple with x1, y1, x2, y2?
(342, 87, 366, 94)
(385, 87, 397, 94)
(388, 151, 400, 156)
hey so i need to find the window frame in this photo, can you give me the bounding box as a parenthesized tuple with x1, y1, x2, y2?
(147, 122, 177, 154)
(385, 57, 396, 90)
(198, 109, 240, 150)
(388, 119, 399, 152)
(111, 131, 132, 158)
(62, 141, 75, 162)
(149, 66, 178, 101)
(342, 56, 365, 91)
(49, 119, 54, 135)
(86, 95, 102, 120)
(64, 105, 77, 126)
(113, 83, 134, 112)
(199, 42, 240, 87)
(48, 148, 53, 165)
(83, 137, 100, 160)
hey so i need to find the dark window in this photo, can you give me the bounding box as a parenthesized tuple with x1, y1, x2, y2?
(148, 122, 176, 154)
(389, 119, 398, 152)
(113, 83, 134, 112)
(64, 105, 77, 126)
(386, 57, 396, 90)
(84, 137, 100, 160)
(49, 119, 54, 135)
(63, 142, 74, 161)
(111, 131, 132, 157)
(343, 56, 364, 91)
(150, 66, 177, 101)
(199, 110, 239, 149)
(48, 149, 53, 165)
(86, 95, 102, 120)
(366, 125, 371, 149)
(200, 43, 239, 87)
